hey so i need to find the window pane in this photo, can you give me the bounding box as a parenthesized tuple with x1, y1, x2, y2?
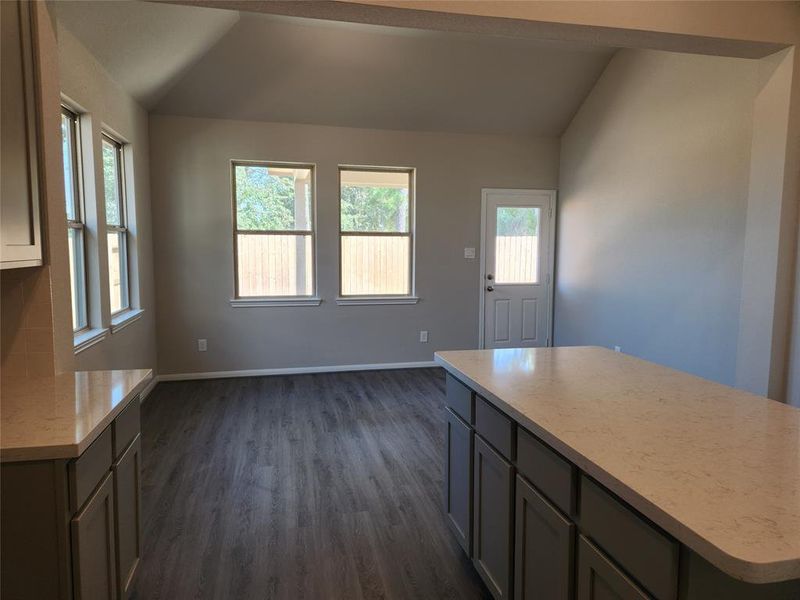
(340, 170, 409, 233)
(235, 165, 312, 231)
(68, 228, 87, 330)
(495, 206, 540, 284)
(107, 231, 127, 313)
(237, 234, 313, 297)
(103, 139, 121, 226)
(61, 112, 76, 220)
(341, 235, 409, 295)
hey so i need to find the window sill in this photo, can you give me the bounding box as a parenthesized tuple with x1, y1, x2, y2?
(111, 308, 144, 333)
(74, 328, 108, 354)
(230, 297, 322, 308)
(336, 296, 420, 306)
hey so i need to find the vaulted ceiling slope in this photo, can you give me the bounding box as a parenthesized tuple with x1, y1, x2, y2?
(55, 1, 616, 136)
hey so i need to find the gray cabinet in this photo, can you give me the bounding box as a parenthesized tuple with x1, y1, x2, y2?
(473, 434, 514, 600)
(577, 536, 649, 600)
(1, 396, 142, 599)
(113, 434, 142, 598)
(72, 473, 118, 600)
(515, 475, 574, 600)
(445, 408, 473, 555)
(1, 0, 43, 269)
(443, 373, 800, 600)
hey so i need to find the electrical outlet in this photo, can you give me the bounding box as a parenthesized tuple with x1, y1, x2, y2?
(198, 338, 207, 352)
(464, 247, 476, 259)
(614, 345, 621, 353)
(419, 330, 429, 343)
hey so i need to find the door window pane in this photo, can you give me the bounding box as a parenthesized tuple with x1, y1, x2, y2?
(495, 206, 540, 284)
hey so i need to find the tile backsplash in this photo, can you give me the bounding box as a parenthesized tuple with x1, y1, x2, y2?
(1, 267, 55, 379)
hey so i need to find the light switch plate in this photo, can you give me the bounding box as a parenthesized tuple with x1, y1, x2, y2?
(198, 339, 207, 352)
(464, 247, 476, 259)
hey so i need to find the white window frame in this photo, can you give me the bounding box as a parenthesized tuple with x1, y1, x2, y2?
(102, 133, 130, 317)
(62, 106, 89, 333)
(230, 160, 320, 306)
(337, 166, 418, 305)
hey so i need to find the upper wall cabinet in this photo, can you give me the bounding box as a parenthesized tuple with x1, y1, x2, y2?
(1, 0, 43, 269)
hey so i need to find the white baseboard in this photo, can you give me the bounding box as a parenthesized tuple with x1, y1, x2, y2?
(154, 360, 439, 383)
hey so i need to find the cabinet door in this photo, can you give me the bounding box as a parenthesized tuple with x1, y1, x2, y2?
(577, 536, 649, 600)
(1, 0, 42, 268)
(515, 475, 574, 600)
(72, 473, 117, 600)
(473, 434, 514, 600)
(445, 408, 473, 555)
(113, 434, 141, 598)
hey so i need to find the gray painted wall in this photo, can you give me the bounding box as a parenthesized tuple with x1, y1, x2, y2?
(554, 49, 758, 385)
(149, 115, 558, 375)
(58, 26, 158, 372)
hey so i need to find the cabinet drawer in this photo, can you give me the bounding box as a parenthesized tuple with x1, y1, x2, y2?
(577, 535, 649, 600)
(446, 374, 474, 424)
(580, 476, 678, 600)
(516, 428, 576, 516)
(112, 396, 140, 459)
(475, 395, 515, 460)
(69, 428, 113, 513)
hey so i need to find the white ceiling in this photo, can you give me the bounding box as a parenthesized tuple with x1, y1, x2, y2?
(55, 1, 616, 136)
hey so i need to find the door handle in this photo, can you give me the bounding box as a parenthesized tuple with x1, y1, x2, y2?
(486, 286, 494, 292)
(487, 274, 494, 280)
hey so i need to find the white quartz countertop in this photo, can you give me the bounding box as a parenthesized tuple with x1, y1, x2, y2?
(434, 347, 800, 584)
(1, 369, 153, 462)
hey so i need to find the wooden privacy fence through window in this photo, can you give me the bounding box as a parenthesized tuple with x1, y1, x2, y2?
(495, 235, 539, 284)
(236, 234, 538, 296)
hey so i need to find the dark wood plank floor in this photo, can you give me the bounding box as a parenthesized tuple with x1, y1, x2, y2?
(131, 368, 490, 600)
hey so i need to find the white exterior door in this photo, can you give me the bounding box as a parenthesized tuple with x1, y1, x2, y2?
(481, 189, 555, 349)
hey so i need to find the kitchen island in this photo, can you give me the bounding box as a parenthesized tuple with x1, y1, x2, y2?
(436, 347, 799, 600)
(1, 368, 152, 600)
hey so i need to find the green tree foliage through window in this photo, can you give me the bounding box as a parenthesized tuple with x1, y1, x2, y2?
(235, 165, 302, 230)
(102, 139, 121, 225)
(496, 206, 539, 237)
(340, 186, 408, 233)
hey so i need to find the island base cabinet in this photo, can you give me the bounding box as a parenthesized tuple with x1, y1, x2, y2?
(113, 434, 142, 598)
(473, 434, 514, 600)
(445, 408, 473, 556)
(515, 475, 574, 600)
(72, 472, 118, 600)
(577, 536, 648, 600)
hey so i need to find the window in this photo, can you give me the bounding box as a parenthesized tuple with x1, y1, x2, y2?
(102, 134, 129, 315)
(61, 107, 88, 331)
(495, 206, 540, 284)
(339, 168, 414, 297)
(232, 162, 315, 298)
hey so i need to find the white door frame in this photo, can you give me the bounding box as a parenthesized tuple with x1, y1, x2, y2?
(478, 188, 557, 349)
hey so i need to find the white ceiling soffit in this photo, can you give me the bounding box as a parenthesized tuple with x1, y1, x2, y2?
(54, 0, 240, 108)
(56, 2, 616, 136)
